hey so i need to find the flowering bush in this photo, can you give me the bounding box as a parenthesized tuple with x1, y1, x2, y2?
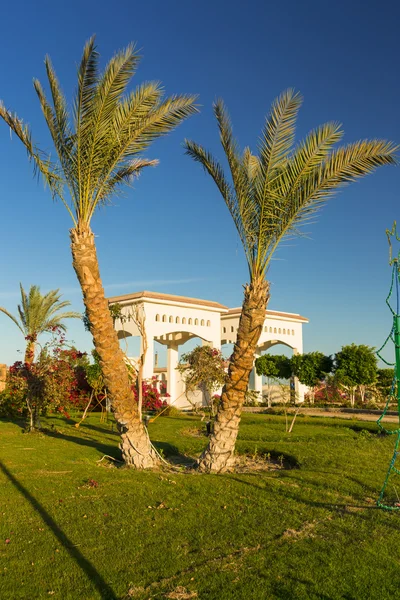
(177, 346, 227, 415)
(308, 381, 347, 404)
(0, 389, 22, 419)
(3, 331, 89, 429)
(133, 377, 170, 413)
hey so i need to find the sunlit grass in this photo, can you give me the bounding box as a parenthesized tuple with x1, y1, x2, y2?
(1, 412, 400, 599)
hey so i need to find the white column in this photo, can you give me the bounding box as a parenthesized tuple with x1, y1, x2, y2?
(294, 378, 305, 404)
(142, 336, 154, 380)
(292, 347, 305, 404)
(167, 343, 179, 404)
(253, 352, 263, 401)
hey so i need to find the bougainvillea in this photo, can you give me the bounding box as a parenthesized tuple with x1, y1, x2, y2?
(133, 376, 170, 413)
(2, 329, 89, 429)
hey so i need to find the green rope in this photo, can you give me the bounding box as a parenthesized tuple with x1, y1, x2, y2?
(377, 221, 400, 510)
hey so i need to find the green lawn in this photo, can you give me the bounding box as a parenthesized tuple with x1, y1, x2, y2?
(1, 412, 400, 599)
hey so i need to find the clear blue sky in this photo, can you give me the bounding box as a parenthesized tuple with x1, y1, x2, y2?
(0, 0, 399, 366)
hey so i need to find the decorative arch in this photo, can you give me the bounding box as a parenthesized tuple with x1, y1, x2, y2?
(155, 330, 212, 346)
(257, 339, 296, 353)
(116, 329, 133, 340)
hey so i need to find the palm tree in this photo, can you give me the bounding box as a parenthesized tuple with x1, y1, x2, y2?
(184, 90, 397, 472)
(0, 284, 80, 364)
(0, 38, 197, 468)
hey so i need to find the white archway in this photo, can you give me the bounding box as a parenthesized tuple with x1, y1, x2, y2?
(109, 290, 308, 408)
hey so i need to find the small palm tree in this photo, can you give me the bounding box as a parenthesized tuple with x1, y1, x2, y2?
(0, 284, 80, 364)
(185, 90, 397, 472)
(0, 38, 197, 467)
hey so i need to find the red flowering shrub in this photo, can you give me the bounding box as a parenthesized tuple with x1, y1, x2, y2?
(2, 332, 89, 429)
(308, 382, 347, 404)
(133, 377, 170, 413)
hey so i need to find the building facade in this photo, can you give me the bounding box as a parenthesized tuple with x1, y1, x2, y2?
(109, 291, 308, 408)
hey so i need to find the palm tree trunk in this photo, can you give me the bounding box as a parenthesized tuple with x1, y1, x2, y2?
(24, 341, 35, 365)
(198, 276, 269, 473)
(70, 225, 159, 468)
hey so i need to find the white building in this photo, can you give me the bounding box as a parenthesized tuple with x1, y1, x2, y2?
(109, 290, 308, 408)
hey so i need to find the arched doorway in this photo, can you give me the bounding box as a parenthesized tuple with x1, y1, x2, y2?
(250, 339, 305, 404)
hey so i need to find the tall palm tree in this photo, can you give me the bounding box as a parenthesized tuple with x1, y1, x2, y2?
(185, 90, 397, 473)
(0, 38, 197, 468)
(0, 284, 80, 364)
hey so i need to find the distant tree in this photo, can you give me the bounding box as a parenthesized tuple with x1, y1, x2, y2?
(177, 346, 227, 416)
(255, 355, 279, 407)
(255, 354, 291, 407)
(291, 352, 333, 403)
(0, 284, 80, 364)
(334, 344, 377, 406)
(376, 368, 396, 401)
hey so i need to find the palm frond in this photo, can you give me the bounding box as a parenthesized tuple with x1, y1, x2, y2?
(0, 39, 198, 229)
(2, 284, 79, 343)
(73, 36, 99, 133)
(259, 139, 398, 269)
(44, 312, 81, 332)
(92, 94, 198, 210)
(184, 139, 254, 265)
(0, 307, 25, 335)
(185, 91, 398, 281)
(259, 88, 302, 178)
(0, 102, 64, 199)
(82, 44, 140, 211)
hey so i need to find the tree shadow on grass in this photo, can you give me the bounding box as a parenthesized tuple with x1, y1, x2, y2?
(42, 430, 194, 469)
(0, 416, 27, 430)
(42, 429, 122, 461)
(227, 474, 379, 513)
(0, 460, 118, 600)
(152, 441, 196, 467)
(79, 421, 120, 436)
(56, 416, 120, 438)
(268, 573, 337, 600)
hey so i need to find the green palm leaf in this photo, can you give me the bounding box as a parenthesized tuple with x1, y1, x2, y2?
(0, 284, 80, 345)
(185, 90, 398, 280)
(0, 38, 198, 229)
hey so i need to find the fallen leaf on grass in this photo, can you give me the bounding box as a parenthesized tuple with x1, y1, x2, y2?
(282, 520, 318, 541)
(164, 587, 197, 599)
(127, 586, 145, 597)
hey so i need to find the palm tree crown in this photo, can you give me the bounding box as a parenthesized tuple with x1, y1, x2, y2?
(0, 36, 198, 229)
(185, 90, 397, 280)
(0, 284, 80, 341)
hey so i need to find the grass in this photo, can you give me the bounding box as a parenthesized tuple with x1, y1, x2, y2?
(1, 412, 400, 599)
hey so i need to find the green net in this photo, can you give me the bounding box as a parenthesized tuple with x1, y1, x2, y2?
(376, 222, 400, 510)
